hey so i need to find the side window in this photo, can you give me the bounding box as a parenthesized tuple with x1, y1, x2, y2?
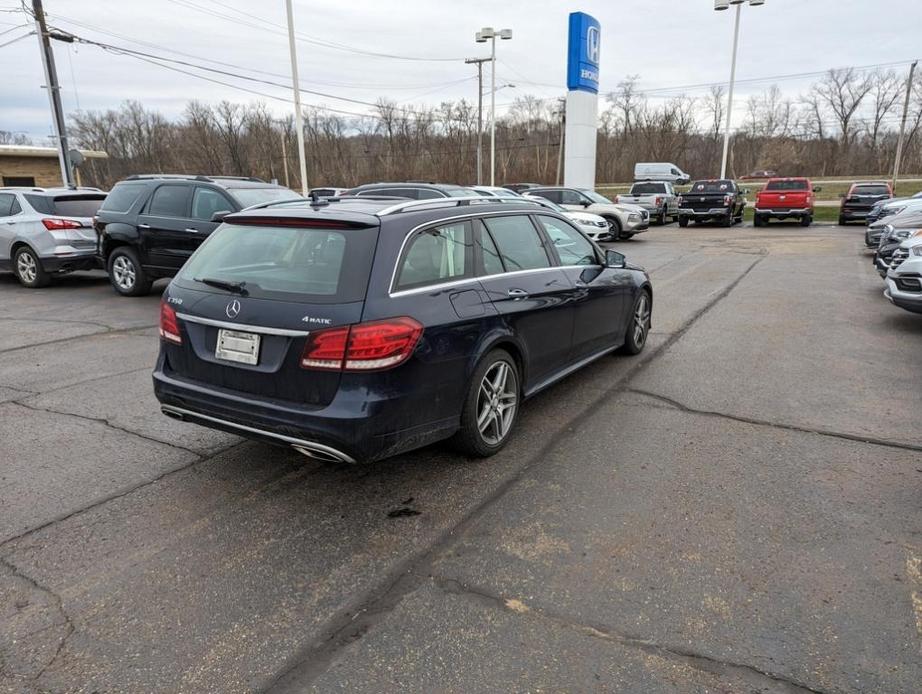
(147, 185, 190, 217)
(538, 216, 597, 266)
(100, 183, 146, 212)
(535, 190, 561, 204)
(415, 189, 442, 200)
(9, 197, 22, 215)
(477, 222, 505, 276)
(671, 168, 680, 176)
(483, 215, 550, 272)
(0, 193, 14, 217)
(560, 189, 584, 205)
(191, 187, 234, 220)
(396, 220, 471, 290)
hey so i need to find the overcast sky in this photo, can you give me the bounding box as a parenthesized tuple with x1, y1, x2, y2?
(2, 0, 921, 142)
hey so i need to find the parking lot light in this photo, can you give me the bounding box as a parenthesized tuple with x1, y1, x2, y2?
(475, 26, 513, 187)
(715, 0, 765, 178)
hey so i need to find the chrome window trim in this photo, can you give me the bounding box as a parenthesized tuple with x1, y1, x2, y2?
(389, 266, 567, 298)
(387, 209, 560, 295)
(176, 312, 310, 337)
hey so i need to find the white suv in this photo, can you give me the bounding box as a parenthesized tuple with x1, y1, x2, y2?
(526, 187, 650, 240)
(885, 234, 922, 314)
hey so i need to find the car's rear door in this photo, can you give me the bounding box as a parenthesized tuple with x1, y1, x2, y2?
(475, 214, 576, 388)
(137, 184, 194, 271)
(535, 213, 628, 358)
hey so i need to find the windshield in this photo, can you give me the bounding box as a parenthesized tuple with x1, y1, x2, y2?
(630, 183, 666, 194)
(228, 187, 301, 208)
(765, 180, 808, 191)
(25, 194, 106, 217)
(691, 181, 734, 193)
(583, 190, 613, 204)
(852, 185, 890, 196)
(176, 223, 377, 303)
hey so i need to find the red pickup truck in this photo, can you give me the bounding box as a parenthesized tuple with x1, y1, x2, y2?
(754, 177, 818, 227)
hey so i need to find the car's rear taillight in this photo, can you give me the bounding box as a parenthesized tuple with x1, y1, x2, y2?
(42, 218, 82, 230)
(159, 301, 182, 344)
(300, 326, 349, 370)
(654, 196, 663, 205)
(300, 317, 423, 372)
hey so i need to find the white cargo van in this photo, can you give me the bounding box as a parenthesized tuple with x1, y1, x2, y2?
(634, 163, 690, 185)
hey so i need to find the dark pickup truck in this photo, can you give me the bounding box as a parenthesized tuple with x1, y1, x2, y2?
(677, 179, 747, 227)
(838, 181, 892, 225)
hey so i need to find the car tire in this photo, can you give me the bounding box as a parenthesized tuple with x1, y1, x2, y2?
(753, 214, 764, 227)
(605, 217, 623, 240)
(678, 216, 689, 228)
(801, 215, 812, 227)
(13, 246, 51, 288)
(722, 211, 733, 227)
(838, 216, 846, 226)
(453, 349, 520, 458)
(108, 247, 152, 297)
(658, 205, 668, 225)
(620, 290, 651, 355)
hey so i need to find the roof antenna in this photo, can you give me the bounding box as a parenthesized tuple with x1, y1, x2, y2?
(309, 190, 328, 208)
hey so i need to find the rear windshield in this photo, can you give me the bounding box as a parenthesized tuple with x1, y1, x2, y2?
(630, 183, 667, 194)
(227, 187, 300, 208)
(691, 181, 735, 193)
(852, 185, 890, 196)
(25, 194, 106, 217)
(176, 223, 377, 303)
(765, 180, 808, 191)
(99, 183, 146, 212)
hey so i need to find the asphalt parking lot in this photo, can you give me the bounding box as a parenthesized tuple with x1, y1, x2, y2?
(2, 223, 921, 693)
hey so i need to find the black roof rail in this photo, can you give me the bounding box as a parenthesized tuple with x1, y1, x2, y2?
(124, 174, 265, 183)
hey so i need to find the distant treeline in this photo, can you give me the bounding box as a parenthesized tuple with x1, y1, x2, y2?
(53, 67, 922, 189)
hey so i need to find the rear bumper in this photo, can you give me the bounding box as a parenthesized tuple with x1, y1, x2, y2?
(840, 208, 870, 220)
(153, 359, 459, 463)
(754, 207, 811, 218)
(40, 251, 99, 273)
(678, 207, 731, 220)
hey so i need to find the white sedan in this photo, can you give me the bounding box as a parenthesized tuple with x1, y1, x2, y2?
(471, 186, 613, 241)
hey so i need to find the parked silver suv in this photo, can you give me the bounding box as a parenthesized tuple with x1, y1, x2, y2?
(0, 187, 106, 287)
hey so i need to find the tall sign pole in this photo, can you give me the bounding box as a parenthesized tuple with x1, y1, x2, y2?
(285, 0, 308, 195)
(32, 0, 74, 188)
(563, 12, 600, 189)
(892, 60, 918, 192)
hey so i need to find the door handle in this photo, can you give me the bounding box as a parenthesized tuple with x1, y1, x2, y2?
(507, 288, 529, 299)
(184, 228, 200, 233)
(137, 223, 150, 229)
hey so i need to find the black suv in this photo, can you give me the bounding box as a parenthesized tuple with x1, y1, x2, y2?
(154, 196, 653, 463)
(344, 182, 473, 199)
(95, 175, 299, 296)
(677, 179, 747, 227)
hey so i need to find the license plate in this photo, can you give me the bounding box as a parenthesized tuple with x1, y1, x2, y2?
(215, 329, 261, 365)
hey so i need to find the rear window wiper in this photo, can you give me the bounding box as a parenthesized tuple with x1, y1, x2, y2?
(194, 277, 248, 295)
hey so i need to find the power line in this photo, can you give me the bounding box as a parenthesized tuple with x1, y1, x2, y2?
(0, 28, 30, 48)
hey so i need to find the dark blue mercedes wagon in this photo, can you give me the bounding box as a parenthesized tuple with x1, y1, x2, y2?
(153, 196, 652, 463)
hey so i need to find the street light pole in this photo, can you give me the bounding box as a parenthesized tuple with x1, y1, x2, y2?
(892, 60, 918, 192)
(476, 27, 512, 187)
(465, 57, 489, 185)
(285, 0, 308, 195)
(715, 0, 764, 179)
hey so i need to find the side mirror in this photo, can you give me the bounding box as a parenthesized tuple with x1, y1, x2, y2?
(813, 186, 822, 193)
(211, 210, 232, 222)
(581, 200, 591, 207)
(605, 249, 626, 268)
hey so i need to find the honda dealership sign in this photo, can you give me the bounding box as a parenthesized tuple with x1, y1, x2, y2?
(564, 12, 600, 188)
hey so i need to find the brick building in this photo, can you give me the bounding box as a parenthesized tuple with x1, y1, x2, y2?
(0, 145, 108, 188)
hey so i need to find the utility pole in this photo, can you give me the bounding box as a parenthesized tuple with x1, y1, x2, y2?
(465, 57, 489, 185)
(555, 98, 566, 186)
(280, 127, 290, 188)
(892, 60, 918, 193)
(32, 0, 74, 187)
(285, 0, 308, 196)
(719, 3, 741, 180)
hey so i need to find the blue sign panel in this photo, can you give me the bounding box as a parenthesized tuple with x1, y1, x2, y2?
(566, 12, 600, 93)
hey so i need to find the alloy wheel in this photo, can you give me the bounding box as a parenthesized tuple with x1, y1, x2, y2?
(633, 294, 651, 348)
(476, 361, 518, 446)
(16, 252, 37, 284)
(112, 256, 136, 290)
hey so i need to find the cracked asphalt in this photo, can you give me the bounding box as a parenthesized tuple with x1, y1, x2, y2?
(1, 224, 920, 693)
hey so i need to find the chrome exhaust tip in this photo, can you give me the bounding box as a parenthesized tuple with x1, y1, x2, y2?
(291, 444, 349, 464)
(161, 406, 185, 421)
